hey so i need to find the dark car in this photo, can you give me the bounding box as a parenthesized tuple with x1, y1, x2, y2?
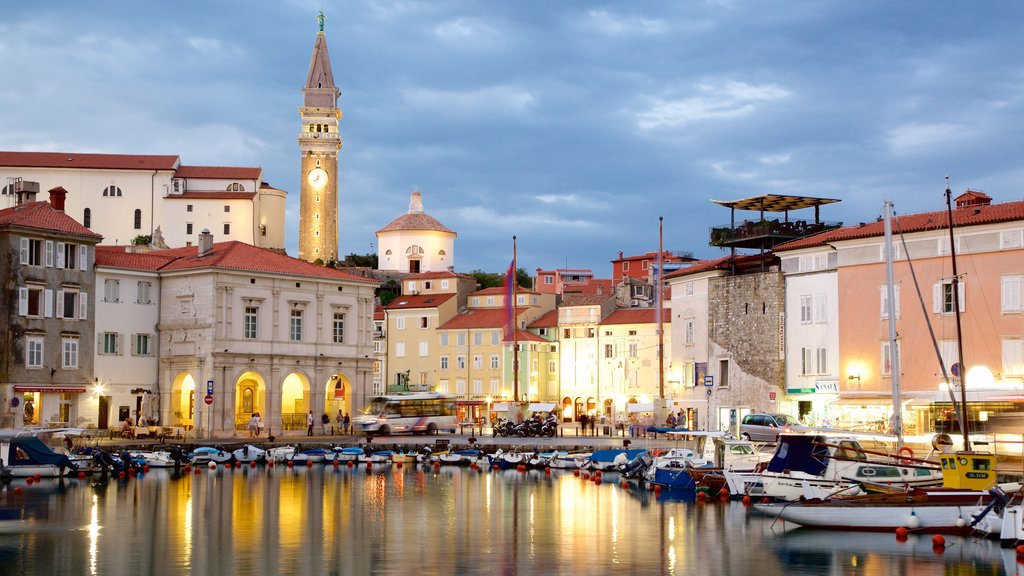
(739, 413, 806, 442)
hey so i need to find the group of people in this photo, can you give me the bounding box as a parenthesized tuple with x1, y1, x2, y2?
(665, 410, 688, 429)
(578, 413, 599, 435)
(305, 410, 350, 436)
(247, 413, 263, 437)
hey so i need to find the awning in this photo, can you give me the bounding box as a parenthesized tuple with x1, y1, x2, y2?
(13, 386, 87, 394)
(528, 403, 556, 413)
(627, 402, 655, 413)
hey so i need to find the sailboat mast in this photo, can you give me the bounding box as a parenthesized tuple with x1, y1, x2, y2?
(658, 216, 665, 399)
(945, 182, 971, 451)
(883, 201, 903, 450)
(512, 235, 519, 403)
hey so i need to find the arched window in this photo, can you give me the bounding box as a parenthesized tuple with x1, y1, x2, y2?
(308, 124, 315, 132)
(83, 208, 91, 229)
(226, 183, 245, 192)
(438, 249, 446, 256)
(103, 186, 122, 197)
(0, 185, 10, 195)
(133, 209, 142, 230)
(406, 245, 424, 256)
(385, 250, 393, 255)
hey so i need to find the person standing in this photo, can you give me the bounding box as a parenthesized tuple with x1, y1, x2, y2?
(306, 411, 314, 436)
(343, 413, 350, 435)
(579, 413, 588, 437)
(336, 409, 344, 435)
(321, 413, 330, 435)
(254, 412, 262, 437)
(247, 414, 258, 438)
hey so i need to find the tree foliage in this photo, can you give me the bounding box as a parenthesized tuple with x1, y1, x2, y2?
(468, 268, 532, 289)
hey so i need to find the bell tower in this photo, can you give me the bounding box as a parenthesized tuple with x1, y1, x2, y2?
(298, 11, 340, 263)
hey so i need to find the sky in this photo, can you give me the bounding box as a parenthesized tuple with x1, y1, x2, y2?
(2, 1, 1023, 275)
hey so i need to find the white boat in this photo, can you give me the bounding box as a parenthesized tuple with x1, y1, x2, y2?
(190, 447, 232, 465)
(267, 446, 297, 462)
(232, 445, 266, 463)
(438, 449, 484, 465)
(130, 449, 189, 468)
(0, 430, 78, 478)
(323, 447, 364, 463)
(357, 450, 395, 464)
(547, 451, 590, 469)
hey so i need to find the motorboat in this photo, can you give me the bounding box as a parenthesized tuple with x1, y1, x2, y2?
(357, 450, 395, 464)
(291, 448, 330, 465)
(324, 446, 364, 463)
(546, 451, 591, 469)
(584, 449, 648, 472)
(266, 446, 297, 463)
(232, 444, 266, 464)
(438, 449, 484, 466)
(190, 447, 233, 465)
(0, 431, 77, 478)
(131, 448, 190, 468)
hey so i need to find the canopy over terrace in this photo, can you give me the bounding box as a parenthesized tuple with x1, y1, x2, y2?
(709, 194, 843, 251)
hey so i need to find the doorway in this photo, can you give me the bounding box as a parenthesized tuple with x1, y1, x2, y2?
(98, 396, 111, 430)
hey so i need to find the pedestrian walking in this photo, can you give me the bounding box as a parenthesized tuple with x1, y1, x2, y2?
(579, 413, 588, 436)
(247, 413, 258, 438)
(306, 410, 314, 436)
(321, 413, 330, 435)
(343, 413, 350, 435)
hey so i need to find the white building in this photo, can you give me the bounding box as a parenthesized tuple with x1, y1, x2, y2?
(0, 152, 286, 252)
(376, 191, 456, 273)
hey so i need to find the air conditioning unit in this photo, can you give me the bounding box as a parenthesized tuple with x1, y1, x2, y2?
(630, 299, 640, 307)
(410, 289, 418, 295)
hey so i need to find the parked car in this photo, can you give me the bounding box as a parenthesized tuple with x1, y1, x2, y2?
(739, 413, 806, 442)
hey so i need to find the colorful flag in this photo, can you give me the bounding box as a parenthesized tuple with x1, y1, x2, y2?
(504, 260, 515, 341)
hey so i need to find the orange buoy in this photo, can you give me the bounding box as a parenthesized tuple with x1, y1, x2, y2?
(33, 474, 42, 482)
(117, 471, 126, 480)
(433, 462, 441, 471)
(742, 495, 751, 505)
(332, 460, 340, 467)
(544, 468, 551, 476)
(208, 462, 217, 470)
(13, 487, 23, 495)
(1015, 544, 1024, 556)
(573, 470, 580, 477)
(224, 463, 232, 470)
(653, 484, 663, 494)
(184, 465, 192, 472)
(287, 461, 294, 468)
(77, 471, 87, 480)
(25, 477, 34, 486)
(194, 467, 201, 475)
(696, 490, 707, 502)
(932, 535, 945, 547)
(719, 488, 729, 497)
(235, 462, 242, 469)
(761, 497, 771, 504)
(143, 465, 150, 473)
(346, 460, 354, 467)
(366, 462, 373, 471)
(594, 478, 602, 485)
(396, 462, 403, 469)
(267, 461, 275, 468)
(128, 468, 136, 476)
(492, 464, 500, 471)
(250, 461, 257, 468)
(306, 461, 313, 468)
(896, 527, 909, 538)
(582, 472, 590, 480)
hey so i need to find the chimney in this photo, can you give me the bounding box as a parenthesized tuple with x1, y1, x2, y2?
(409, 190, 423, 214)
(955, 189, 992, 209)
(13, 179, 39, 205)
(198, 229, 213, 257)
(48, 186, 68, 212)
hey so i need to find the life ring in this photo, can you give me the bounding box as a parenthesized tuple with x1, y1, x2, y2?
(897, 446, 914, 464)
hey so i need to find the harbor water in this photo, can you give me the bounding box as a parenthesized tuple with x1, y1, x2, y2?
(1, 464, 1016, 576)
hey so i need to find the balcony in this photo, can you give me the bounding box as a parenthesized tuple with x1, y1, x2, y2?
(710, 219, 842, 249)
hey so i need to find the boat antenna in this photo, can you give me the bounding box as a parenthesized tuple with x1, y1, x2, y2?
(883, 201, 903, 449)
(945, 177, 971, 452)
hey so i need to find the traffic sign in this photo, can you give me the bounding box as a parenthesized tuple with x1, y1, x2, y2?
(207, 380, 214, 395)
(950, 362, 961, 377)
(704, 376, 714, 387)
(204, 394, 213, 405)
(706, 388, 713, 397)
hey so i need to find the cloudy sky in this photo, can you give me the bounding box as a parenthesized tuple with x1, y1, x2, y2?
(2, 1, 1023, 274)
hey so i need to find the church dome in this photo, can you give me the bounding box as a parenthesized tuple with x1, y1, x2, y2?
(376, 191, 456, 235)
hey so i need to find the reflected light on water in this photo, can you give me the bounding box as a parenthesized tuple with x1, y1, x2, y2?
(668, 545, 677, 575)
(668, 515, 675, 541)
(88, 494, 98, 576)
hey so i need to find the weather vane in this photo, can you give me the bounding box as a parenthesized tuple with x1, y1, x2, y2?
(317, 11, 325, 32)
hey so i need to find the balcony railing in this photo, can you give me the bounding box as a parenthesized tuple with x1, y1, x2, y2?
(710, 219, 842, 248)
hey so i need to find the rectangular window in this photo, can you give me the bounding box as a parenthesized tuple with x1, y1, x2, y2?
(102, 332, 119, 355)
(719, 359, 729, 387)
(63, 243, 77, 269)
(133, 334, 151, 356)
(882, 341, 901, 376)
(816, 347, 828, 374)
(419, 341, 429, 357)
(813, 294, 826, 323)
(587, 327, 596, 338)
(473, 332, 483, 345)
(472, 379, 482, 394)
(420, 317, 429, 329)
(396, 317, 406, 330)
(440, 355, 449, 370)
(628, 343, 638, 358)
(486, 296, 494, 306)
(1003, 339, 1024, 376)
(548, 360, 556, 374)
(224, 205, 230, 213)
(800, 347, 814, 376)
(441, 280, 449, 289)
(880, 284, 901, 319)
(491, 331, 500, 345)
(544, 276, 553, 284)
(563, 328, 571, 339)
(244, 306, 258, 339)
(457, 332, 466, 346)
(333, 312, 345, 343)
(438, 379, 449, 393)
(62, 338, 79, 369)
(21, 285, 45, 317)
(186, 204, 193, 212)
(622, 261, 630, 271)
(26, 337, 43, 368)
(490, 379, 500, 394)
(490, 355, 499, 369)
(604, 344, 614, 358)
(1001, 230, 1023, 250)
(290, 309, 303, 341)
(1002, 275, 1023, 313)
(23, 238, 43, 266)
(58, 290, 80, 319)
(934, 281, 965, 314)
(457, 356, 466, 369)
(186, 223, 193, 235)
(456, 379, 466, 394)
(642, 260, 649, 270)
(137, 281, 151, 305)
(684, 318, 695, 346)
(395, 342, 406, 357)
(472, 355, 482, 369)
(440, 332, 449, 347)
(104, 279, 120, 303)
(684, 282, 694, 296)
(939, 339, 958, 373)
(800, 295, 813, 324)
(223, 223, 231, 235)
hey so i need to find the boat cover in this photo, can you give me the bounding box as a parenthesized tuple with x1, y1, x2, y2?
(6, 437, 73, 469)
(589, 448, 647, 463)
(765, 435, 829, 476)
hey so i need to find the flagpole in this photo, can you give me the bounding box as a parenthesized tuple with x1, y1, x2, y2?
(658, 217, 665, 400)
(512, 235, 519, 403)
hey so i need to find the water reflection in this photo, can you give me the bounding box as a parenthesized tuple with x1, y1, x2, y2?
(0, 467, 1016, 576)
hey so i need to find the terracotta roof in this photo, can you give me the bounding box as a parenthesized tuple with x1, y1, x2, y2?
(775, 199, 1024, 252)
(438, 308, 517, 330)
(404, 270, 473, 280)
(0, 201, 103, 240)
(174, 165, 262, 180)
(374, 306, 385, 320)
(664, 253, 775, 279)
(95, 246, 179, 271)
(613, 251, 697, 263)
(473, 286, 537, 296)
(0, 151, 180, 171)
(96, 241, 378, 283)
(376, 212, 455, 235)
(601, 308, 671, 325)
(384, 293, 456, 310)
(166, 192, 256, 200)
(529, 309, 559, 328)
(564, 278, 613, 295)
(515, 330, 549, 343)
(561, 293, 614, 307)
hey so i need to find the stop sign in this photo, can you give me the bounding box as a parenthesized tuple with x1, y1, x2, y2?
(204, 394, 214, 405)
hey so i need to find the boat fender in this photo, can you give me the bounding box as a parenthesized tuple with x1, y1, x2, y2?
(897, 446, 914, 464)
(906, 512, 921, 529)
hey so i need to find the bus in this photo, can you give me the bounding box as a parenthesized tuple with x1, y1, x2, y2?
(356, 393, 457, 436)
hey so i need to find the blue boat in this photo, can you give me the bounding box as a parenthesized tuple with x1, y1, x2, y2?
(585, 449, 649, 471)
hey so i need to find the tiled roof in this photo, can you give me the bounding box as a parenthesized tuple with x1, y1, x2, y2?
(377, 212, 455, 234)
(174, 165, 262, 180)
(515, 330, 549, 343)
(529, 309, 559, 328)
(404, 270, 472, 280)
(0, 151, 180, 171)
(561, 293, 614, 307)
(373, 306, 385, 320)
(601, 308, 671, 325)
(95, 246, 180, 271)
(438, 308, 518, 330)
(564, 279, 613, 296)
(96, 241, 379, 283)
(166, 192, 256, 200)
(0, 201, 103, 240)
(664, 254, 773, 279)
(473, 286, 537, 296)
(384, 293, 456, 310)
(775, 199, 1024, 252)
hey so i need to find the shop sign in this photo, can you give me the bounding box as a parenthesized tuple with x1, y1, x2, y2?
(814, 380, 840, 393)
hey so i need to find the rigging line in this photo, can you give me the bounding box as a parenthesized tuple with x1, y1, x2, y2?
(892, 211, 964, 430)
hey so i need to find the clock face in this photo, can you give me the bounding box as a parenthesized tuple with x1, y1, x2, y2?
(307, 168, 328, 189)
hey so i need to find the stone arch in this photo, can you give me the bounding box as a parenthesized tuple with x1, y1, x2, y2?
(281, 371, 311, 431)
(170, 371, 197, 428)
(234, 370, 267, 431)
(586, 397, 596, 415)
(324, 373, 352, 428)
(574, 396, 584, 422)
(561, 396, 573, 423)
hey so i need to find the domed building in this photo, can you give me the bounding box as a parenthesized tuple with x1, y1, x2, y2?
(376, 191, 456, 273)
